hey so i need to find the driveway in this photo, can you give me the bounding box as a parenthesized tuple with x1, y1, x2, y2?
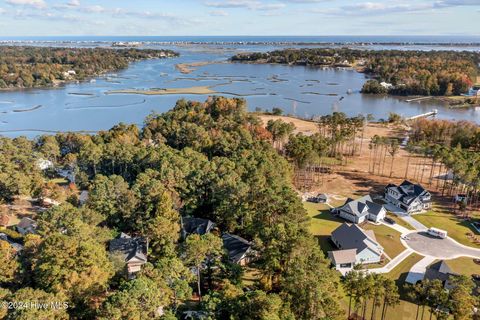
(405, 256, 436, 284)
(403, 231, 480, 259)
(401, 215, 427, 231)
(380, 220, 410, 234)
(384, 203, 427, 230)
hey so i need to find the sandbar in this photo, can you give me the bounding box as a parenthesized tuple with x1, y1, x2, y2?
(106, 86, 217, 96)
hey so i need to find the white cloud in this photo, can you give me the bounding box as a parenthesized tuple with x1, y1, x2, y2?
(6, 0, 46, 9)
(68, 0, 80, 7)
(82, 5, 105, 13)
(435, 0, 480, 7)
(0, 7, 6, 14)
(209, 10, 229, 16)
(205, 0, 286, 11)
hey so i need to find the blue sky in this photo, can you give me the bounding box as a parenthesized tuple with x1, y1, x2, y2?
(0, 0, 478, 36)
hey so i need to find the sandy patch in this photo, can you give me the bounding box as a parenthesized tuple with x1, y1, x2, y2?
(257, 114, 449, 202)
(106, 86, 216, 96)
(175, 61, 219, 74)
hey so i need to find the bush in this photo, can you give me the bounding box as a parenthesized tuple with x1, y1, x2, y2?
(0, 228, 23, 242)
(361, 80, 388, 94)
(272, 107, 283, 115)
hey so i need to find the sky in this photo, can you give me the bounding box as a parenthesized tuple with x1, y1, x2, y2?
(0, 0, 479, 36)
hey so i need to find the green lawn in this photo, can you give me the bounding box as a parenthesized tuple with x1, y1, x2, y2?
(414, 211, 480, 248)
(305, 202, 344, 253)
(48, 177, 69, 185)
(386, 253, 424, 284)
(363, 223, 405, 259)
(386, 212, 414, 230)
(445, 257, 480, 277)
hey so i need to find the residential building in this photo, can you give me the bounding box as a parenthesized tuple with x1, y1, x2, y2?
(222, 233, 254, 266)
(424, 260, 458, 289)
(109, 233, 147, 279)
(332, 195, 386, 224)
(181, 216, 215, 239)
(16, 217, 37, 236)
(384, 180, 431, 213)
(328, 249, 357, 273)
(329, 223, 384, 273)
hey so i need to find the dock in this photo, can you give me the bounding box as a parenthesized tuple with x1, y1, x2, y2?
(405, 96, 433, 102)
(406, 109, 438, 121)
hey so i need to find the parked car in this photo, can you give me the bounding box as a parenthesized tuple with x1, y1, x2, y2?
(384, 217, 396, 225)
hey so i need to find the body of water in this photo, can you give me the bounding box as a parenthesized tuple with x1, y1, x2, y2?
(0, 36, 479, 137)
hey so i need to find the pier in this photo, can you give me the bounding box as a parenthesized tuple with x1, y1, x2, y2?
(405, 96, 433, 102)
(406, 109, 438, 121)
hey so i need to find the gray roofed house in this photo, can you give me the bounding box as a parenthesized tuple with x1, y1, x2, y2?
(222, 233, 254, 266)
(333, 194, 386, 224)
(329, 223, 384, 273)
(109, 233, 147, 279)
(16, 217, 38, 236)
(385, 180, 431, 213)
(424, 260, 459, 289)
(181, 216, 215, 239)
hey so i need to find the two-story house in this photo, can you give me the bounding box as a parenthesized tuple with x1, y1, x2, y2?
(384, 180, 431, 213)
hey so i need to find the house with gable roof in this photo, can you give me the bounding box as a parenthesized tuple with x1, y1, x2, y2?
(332, 194, 386, 224)
(384, 180, 431, 213)
(109, 232, 147, 279)
(329, 223, 384, 273)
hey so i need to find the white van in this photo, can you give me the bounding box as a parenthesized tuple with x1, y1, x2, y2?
(428, 227, 447, 239)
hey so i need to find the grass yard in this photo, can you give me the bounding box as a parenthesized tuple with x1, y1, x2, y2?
(386, 253, 424, 285)
(445, 257, 480, 277)
(414, 210, 480, 248)
(305, 202, 344, 253)
(363, 223, 405, 259)
(48, 177, 69, 185)
(386, 212, 414, 230)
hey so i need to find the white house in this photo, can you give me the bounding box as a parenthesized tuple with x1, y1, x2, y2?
(329, 223, 384, 273)
(384, 180, 431, 214)
(332, 195, 386, 224)
(328, 249, 357, 275)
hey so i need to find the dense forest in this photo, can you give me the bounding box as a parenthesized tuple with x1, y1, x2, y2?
(2, 98, 480, 319)
(231, 48, 480, 96)
(0, 97, 343, 319)
(0, 46, 178, 89)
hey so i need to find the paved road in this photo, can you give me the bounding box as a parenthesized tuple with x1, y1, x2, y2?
(405, 256, 436, 284)
(404, 231, 480, 259)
